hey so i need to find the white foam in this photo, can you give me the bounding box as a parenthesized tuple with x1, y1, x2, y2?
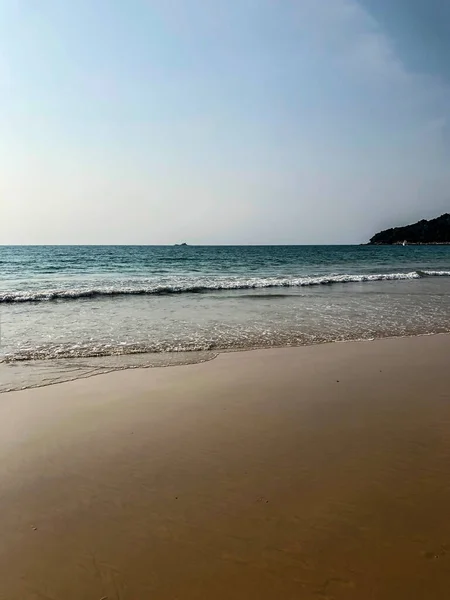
(422, 270, 450, 276)
(0, 271, 430, 303)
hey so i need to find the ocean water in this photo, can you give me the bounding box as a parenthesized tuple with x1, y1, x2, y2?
(1, 244, 450, 392)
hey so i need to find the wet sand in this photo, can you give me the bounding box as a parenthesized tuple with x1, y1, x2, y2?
(1, 335, 450, 599)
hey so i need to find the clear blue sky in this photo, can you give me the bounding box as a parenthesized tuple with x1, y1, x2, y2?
(1, 0, 449, 244)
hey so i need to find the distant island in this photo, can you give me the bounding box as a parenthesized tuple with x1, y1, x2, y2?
(369, 213, 450, 245)
(174, 242, 188, 246)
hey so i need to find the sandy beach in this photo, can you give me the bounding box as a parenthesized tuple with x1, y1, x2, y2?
(1, 334, 450, 599)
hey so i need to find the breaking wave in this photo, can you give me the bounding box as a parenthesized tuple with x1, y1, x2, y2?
(1, 270, 449, 303)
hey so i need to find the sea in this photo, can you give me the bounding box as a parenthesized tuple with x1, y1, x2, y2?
(1, 244, 450, 392)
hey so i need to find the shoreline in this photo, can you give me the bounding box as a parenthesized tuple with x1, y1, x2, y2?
(367, 242, 450, 245)
(2, 328, 450, 394)
(1, 334, 450, 598)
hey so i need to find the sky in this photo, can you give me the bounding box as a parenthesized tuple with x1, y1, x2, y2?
(1, 0, 449, 245)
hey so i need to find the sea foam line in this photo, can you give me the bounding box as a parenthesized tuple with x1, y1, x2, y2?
(1, 270, 447, 303)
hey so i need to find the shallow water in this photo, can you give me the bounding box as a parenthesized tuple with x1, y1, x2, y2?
(1, 245, 450, 391)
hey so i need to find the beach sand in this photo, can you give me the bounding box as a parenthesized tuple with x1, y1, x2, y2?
(1, 335, 450, 599)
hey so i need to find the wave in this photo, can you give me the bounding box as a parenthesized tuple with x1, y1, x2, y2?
(0, 342, 217, 363)
(1, 270, 449, 303)
(420, 270, 450, 276)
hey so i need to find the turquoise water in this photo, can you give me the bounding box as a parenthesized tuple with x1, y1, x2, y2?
(1, 245, 450, 391)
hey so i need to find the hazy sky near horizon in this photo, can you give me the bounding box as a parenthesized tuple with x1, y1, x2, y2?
(1, 0, 449, 244)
